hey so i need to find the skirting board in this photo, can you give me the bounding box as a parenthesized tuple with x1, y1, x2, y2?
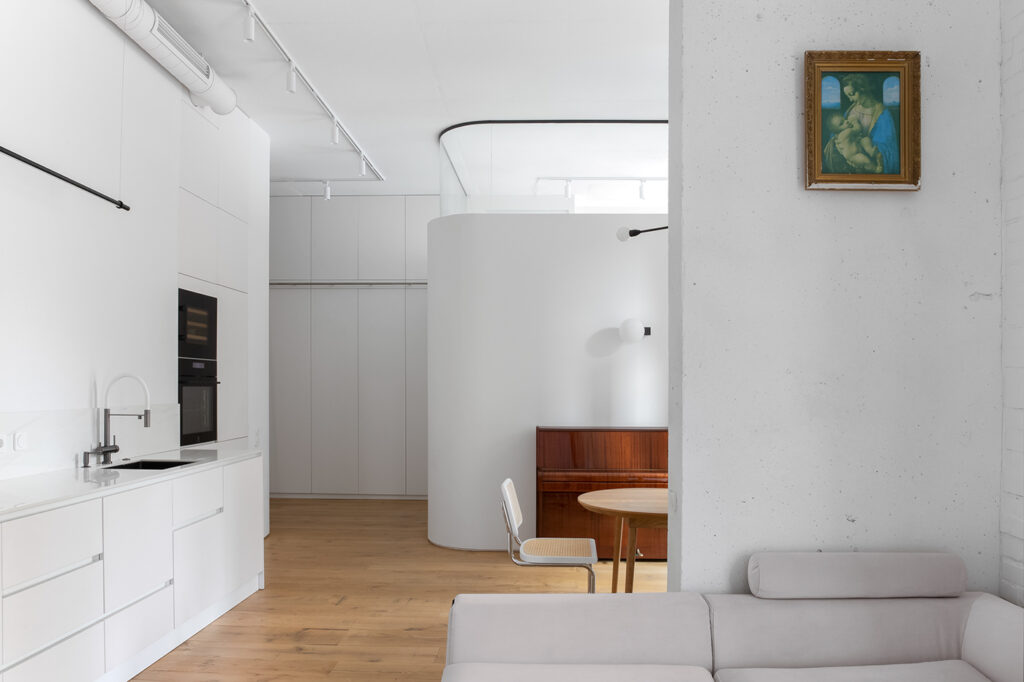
(98, 573, 262, 682)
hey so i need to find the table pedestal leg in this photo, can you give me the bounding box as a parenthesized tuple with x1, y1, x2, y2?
(625, 524, 638, 593)
(611, 517, 624, 593)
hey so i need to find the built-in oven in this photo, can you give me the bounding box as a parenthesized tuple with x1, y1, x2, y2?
(179, 358, 218, 445)
(178, 289, 217, 361)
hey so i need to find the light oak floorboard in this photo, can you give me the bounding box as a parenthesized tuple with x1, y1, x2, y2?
(135, 499, 666, 681)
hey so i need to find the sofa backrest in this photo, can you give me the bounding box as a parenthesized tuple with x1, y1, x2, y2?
(961, 592, 1024, 682)
(705, 592, 980, 670)
(447, 592, 712, 668)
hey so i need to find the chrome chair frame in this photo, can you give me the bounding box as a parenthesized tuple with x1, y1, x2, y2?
(500, 498, 596, 593)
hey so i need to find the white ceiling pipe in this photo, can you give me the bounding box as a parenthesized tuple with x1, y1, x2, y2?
(89, 0, 237, 115)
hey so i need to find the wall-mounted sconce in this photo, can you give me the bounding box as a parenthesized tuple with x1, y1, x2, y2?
(616, 225, 668, 242)
(619, 318, 651, 343)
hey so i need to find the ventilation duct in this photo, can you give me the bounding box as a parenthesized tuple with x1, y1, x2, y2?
(89, 0, 236, 115)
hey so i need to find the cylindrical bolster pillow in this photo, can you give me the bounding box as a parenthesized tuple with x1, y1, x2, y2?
(748, 552, 966, 598)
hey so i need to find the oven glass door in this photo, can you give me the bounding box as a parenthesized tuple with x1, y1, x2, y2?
(179, 360, 217, 446)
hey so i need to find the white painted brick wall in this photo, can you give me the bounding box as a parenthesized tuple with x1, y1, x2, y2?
(1002, 0, 1024, 606)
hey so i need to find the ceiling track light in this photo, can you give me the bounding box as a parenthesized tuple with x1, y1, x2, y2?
(238, 0, 383, 181)
(286, 63, 297, 93)
(244, 9, 256, 42)
(322, 181, 331, 201)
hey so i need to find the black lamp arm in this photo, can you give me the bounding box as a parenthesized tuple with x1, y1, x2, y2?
(628, 225, 668, 238)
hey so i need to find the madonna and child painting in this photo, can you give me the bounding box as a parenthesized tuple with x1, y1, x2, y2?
(805, 52, 920, 190)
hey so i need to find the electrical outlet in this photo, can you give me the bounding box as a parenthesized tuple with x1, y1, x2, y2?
(13, 432, 28, 451)
(0, 433, 10, 454)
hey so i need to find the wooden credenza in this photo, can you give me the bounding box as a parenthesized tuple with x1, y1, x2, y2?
(536, 426, 668, 560)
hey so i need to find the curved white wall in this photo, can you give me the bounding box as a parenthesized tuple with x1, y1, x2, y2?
(428, 213, 668, 550)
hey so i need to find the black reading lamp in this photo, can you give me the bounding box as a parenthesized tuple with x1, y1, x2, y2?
(616, 225, 668, 241)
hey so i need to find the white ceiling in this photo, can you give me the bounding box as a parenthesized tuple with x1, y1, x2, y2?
(146, 0, 669, 196)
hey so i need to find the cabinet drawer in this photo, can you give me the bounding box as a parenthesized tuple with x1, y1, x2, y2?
(105, 585, 173, 672)
(173, 467, 223, 527)
(2, 499, 102, 589)
(3, 561, 104, 664)
(4, 623, 103, 682)
(104, 481, 173, 612)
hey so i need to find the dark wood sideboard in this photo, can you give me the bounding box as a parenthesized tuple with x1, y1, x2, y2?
(536, 427, 668, 560)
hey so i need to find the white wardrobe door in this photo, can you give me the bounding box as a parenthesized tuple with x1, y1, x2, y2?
(357, 196, 405, 280)
(405, 288, 428, 495)
(358, 289, 406, 494)
(269, 287, 312, 493)
(311, 289, 359, 494)
(269, 197, 311, 281)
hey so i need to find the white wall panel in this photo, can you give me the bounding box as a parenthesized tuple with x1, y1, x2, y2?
(179, 102, 220, 205)
(270, 197, 311, 281)
(270, 288, 312, 493)
(405, 196, 440, 281)
(219, 287, 249, 441)
(358, 196, 406, 279)
(311, 290, 359, 494)
(406, 289, 428, 495)
(312, 197, 359, 280)
(358, 290, 406, 494)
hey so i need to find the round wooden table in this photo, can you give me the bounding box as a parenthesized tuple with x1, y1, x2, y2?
(577, 488, 668, 593)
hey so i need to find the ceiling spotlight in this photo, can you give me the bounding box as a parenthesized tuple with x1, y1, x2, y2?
(360, 154, 367, 177)
(332, 121, 340, 145)
(286, 64, 297, 93)
(244, 9, 256, 42)
(322, 181, 331, 201)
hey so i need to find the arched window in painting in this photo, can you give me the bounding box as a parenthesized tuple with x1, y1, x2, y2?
(882, 76, 900, 107)
(821, 76, 841, 110)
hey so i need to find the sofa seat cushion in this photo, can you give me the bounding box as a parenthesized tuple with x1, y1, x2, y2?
(714, 660, 990, 682)
(442, 663, 713, 681)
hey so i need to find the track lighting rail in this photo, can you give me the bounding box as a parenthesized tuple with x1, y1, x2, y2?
(0, 144, 130, 211)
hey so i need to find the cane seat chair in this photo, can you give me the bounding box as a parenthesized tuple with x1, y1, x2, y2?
(499, 478, 597, 593)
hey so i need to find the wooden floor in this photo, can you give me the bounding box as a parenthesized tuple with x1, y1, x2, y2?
(136, 498, 667, 681)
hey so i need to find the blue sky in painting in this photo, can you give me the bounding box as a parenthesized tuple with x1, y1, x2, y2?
(822, 76, 840, 108)
(883, 76, 900, 106)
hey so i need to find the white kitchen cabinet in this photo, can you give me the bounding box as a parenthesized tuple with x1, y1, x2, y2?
(311, 289, 359, 494)
(217, 109, 252, 223)
(4, 623, 103, 682)
(358, 289, 407, 494)
(357, 196, 406, 279)
(2, 561, 103, 664)
(405, 195, 439, 281)
(177, 189, 220, 284)
(1, 499, 101, 590)
(218, 286, 249, 441)
(103, 482, 173, 612)
(173, 468, 224, 528)
(224, 457, 264, 593)
(270, 288, 312, 493)
(217, 211, 248, 292)
(104, 587, 173, 672)
(405, 288, 428, 495)
(270, 197, 311, 281)
(179, 101, 219, 205)
(173, 510, 226, 628)
(312, 197, 358, 280)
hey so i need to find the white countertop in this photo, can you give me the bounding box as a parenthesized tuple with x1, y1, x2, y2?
(0, 444, 261, 523)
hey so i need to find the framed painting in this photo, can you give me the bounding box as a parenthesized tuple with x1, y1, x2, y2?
(805, 51, 920, 190)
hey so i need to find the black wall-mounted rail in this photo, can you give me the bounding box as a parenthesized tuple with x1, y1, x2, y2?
(0, 144, 130, 211)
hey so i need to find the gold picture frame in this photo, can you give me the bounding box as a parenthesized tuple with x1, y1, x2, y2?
(805, 51, 920, 190)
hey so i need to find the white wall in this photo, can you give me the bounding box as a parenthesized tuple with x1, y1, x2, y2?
(671, 0, 1004, 592)
(428, 213, 668, 550)
(0, 2, 269, 492)
(268, 195, 437, 498)
(1001, 0, 1024, 606)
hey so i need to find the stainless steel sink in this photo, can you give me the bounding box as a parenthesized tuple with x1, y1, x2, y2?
(105, 460, 196, 470)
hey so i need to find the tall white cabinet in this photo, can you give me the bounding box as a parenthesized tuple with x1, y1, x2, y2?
(269, 195, 438, 497)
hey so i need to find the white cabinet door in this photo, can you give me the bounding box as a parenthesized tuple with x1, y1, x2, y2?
(2, 499, 102, 589)
(405, 195, 439, 281)
(3, 561, 103, 664)
(217, 211, 248, 292)
(311, 289, 359, 494)
(405, 288, 428, 495)
(103, 481, 173, 612)
(311, 197, 358, 280)
(357, 196, 405, 279)
(218, 286, 249, 441)
(105, 586, 173, 672)
(173, 512, 226, 627)
(179, 101, 219, 204)
(269, 197, 311, 281)
(217, 108, 251, 222)
(223, 457, 264, 593)
(358, 289, 406, 494)
(177, 188, 219, 283)
(270, 287, 312, 493)
(4, 623, 103, 682)
(173, 468, 224, 528)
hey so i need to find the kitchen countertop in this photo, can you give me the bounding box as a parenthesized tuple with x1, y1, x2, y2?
(0, 443, 261, 523)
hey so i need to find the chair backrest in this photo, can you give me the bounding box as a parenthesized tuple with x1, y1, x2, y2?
(499, 478, 523, 541)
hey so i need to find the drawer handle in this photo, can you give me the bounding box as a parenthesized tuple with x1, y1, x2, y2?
(174, 506, 224, 531)
(2, 553, 103, 599)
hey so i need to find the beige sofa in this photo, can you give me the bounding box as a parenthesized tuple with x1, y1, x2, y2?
(442, 552, 1024, 682)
